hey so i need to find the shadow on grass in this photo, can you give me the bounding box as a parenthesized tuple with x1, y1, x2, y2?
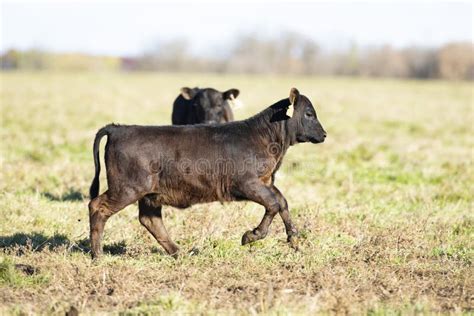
(0, 232, 127, 256)
(42, 189, 85, 202)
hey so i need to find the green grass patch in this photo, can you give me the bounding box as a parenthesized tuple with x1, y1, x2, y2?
(0, 257, 49, 287)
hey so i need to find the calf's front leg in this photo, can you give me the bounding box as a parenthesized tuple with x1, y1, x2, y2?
(238, 180, 282, 245)
(270, 186, 299, 250)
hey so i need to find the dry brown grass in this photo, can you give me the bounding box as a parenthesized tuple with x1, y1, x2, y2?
(0, 72, 473, 314)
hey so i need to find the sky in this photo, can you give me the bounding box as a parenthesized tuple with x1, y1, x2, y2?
(1, 1, 472, 56)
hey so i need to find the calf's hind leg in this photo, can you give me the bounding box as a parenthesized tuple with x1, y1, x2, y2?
(138, 198, 180, 258)
(89, 190, 139, 259)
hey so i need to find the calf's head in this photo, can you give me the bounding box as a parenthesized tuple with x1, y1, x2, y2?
(181, 87, 240, 124)
(287, 88, 326, 144)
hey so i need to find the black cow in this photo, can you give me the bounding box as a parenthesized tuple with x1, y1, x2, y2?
(89, 88, 326, 259)
(171, 87, 239, 125)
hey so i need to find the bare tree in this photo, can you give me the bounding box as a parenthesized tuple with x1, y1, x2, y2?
(437, 43, 474, 80)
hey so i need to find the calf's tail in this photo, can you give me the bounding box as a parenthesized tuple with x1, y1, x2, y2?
(89, 125, 112, 199)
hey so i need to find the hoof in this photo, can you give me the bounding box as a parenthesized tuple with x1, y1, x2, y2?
(169, 249, 180, 259)
(288, 235, 299, 251)
(91, 251, 102, 261)
(241, 230, 258, 245)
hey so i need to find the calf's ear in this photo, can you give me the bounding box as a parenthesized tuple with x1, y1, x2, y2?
(181, 87, 198, 100)
(286, 87, 300, 117)
(223, 89, 240, 100)
(289, 87, 300, 105)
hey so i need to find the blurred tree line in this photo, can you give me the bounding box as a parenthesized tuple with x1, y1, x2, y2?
(2, 33, 473, 80)
(1, 50, 120, 71)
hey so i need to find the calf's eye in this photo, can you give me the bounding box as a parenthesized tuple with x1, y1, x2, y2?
(305, 112, 313, 118)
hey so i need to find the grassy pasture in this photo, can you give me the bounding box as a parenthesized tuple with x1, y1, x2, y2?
(0, 72, 473, 314)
